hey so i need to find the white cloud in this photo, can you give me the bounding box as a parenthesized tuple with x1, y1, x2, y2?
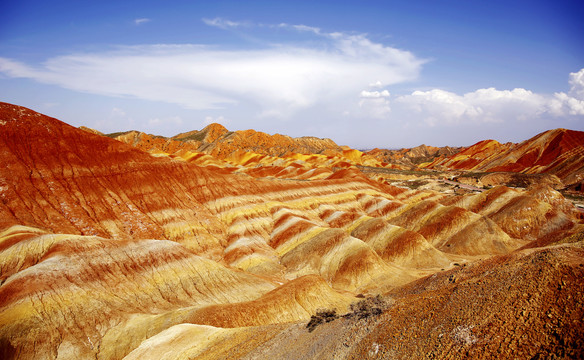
(549, 92, 584, 116)
(204, 18, 322, 34)
(568, 68, 584, 100)
(359, 97, 391, 119)
(272, 23, 322, 34)
(360, 90, 390, 98)
(0, 25, 424, 119)
(395, 77, 584, 126)
(369, 80, 383, 88)
(544, 69, 584, 117)
(134, 18, 151, 25)
(358, 90, 391, 119)
(202, 18, 250, 29)
(3, 16, 580, 142)
(288, 24, 321, 34)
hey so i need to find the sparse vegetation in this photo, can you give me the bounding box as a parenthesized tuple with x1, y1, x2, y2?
(104, 131, 166, 140)
(404, 180, 428, 190)
(178, 131, 206, 142)
(306, 309, 338, 332)
(346, 295, 389, 319)
(104, 130, 135, 138)
(306, 295, 390, 332)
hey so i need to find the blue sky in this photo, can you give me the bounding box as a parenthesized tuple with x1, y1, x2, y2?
(1, 0, 583, 148)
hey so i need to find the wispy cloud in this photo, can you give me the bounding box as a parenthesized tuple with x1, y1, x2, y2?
(275, 23, 322, 35)
(0, 21, 424, 119)
(134, 18, 151, 25)
(202, 17, 250, 29)
(1, 17, 581, 138)
(203, 17, 321, 34)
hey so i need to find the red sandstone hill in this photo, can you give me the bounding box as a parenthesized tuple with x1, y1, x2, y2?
(109, 123, 342, 160)
(101, 124, 399, 179)
(422, 129, 584, 186)
(1, 101, 583, 359)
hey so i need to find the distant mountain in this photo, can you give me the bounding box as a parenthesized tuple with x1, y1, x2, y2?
(103, 125, 584, 187)
(104, 123, 403, 178)
(421, 128, 584, 186)
(366, 144, 462, 168)
(109, 123, 342, 159)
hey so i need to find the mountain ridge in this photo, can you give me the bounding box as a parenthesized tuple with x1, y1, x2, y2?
(422, 128, 584, 186)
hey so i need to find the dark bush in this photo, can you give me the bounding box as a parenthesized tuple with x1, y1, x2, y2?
(307, 295, 390, 332)
(306, 309, 339, 332)
(348, 295, 388, 319)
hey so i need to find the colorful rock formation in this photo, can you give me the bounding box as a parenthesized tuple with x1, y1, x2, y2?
(422, 129, 584, 186)
(1, 102, 582, 359)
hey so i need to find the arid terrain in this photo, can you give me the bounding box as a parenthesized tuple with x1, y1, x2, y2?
(1, 101, 583, 359)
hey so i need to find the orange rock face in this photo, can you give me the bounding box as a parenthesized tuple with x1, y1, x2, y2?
(109, 123, 398, 180)
(1, 102, 583, 359)
(113, 123, 341, 159)
(422, 129, 584, 186)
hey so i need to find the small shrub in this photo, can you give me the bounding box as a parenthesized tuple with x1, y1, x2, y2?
(179, 131, 206, 142)
(348, 295, 388, 319)
(306, 309, 339, 332)
(306, 295, 391, 332)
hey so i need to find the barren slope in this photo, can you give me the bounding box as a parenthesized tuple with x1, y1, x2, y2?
(122, 239, 584, 360)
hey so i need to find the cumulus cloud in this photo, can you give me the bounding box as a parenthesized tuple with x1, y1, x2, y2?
(360, 90, 390, 98)
(0, 23, 424, 119)
(134, 18, 150, 25)
(568, 68, 584, 100)
(542, 69, 584, 116)
(395, 72, 584, 126)
(549, 92, 584, 116)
